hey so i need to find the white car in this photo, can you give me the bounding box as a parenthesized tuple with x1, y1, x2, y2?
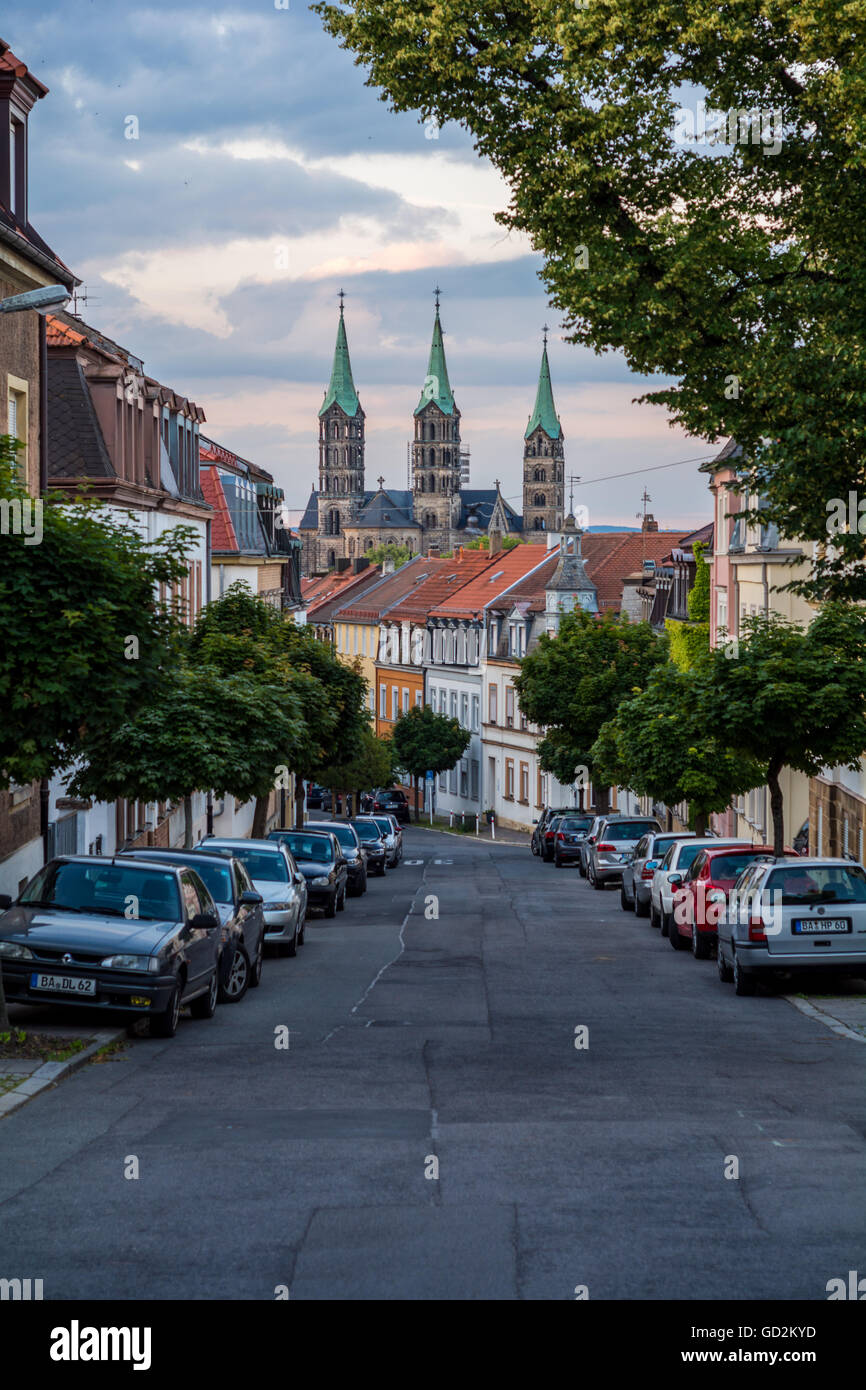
(196, 838, 307, 956)
(717, 857, 866, 996)
(651, 837, 746, 936)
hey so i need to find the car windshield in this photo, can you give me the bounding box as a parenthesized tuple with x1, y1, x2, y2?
(278, 835, 333, 863)
(353, 822, 382, 842)
(674, 843, 703, 870)
(604, 821, 657, 842)
(310, 823, 354, 849)
(20, 861, 182, 921)
(561, 818, 592, 832)
(170, 859, 232, 903)
(368, 818, 392, 835)
(223, 847, 289, 882)
(652, 837, 681, 857)
(710, 852, 765, 881)
(765, 865, 866, 905)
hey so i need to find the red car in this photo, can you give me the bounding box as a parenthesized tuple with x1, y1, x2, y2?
(671, 844, 774, 957)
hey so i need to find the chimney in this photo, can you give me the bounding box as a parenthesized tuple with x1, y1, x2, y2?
(428, 543, 440, 559)
(382, 557, 396, 575)
(352, 557, 369, 574)
(336, 556, 351, 573)
(642, 514, 659, 533)
(489, 526, 503, 556)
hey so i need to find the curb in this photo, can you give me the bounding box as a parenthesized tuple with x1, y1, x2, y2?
(415, 824, 530, 847)
(782, 995, 866, 1044)
(0, 1027, 127, 1120)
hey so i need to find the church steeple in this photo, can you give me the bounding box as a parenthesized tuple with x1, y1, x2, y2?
(317, 292, 366, 563)
(523, 327, 565, 538)
(320, 292, 361, 419)
(415, 290, 455, 416)
(412, 289, 462, 554)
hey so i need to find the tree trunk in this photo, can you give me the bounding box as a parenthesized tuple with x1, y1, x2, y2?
(414, 774, 420, 822)
(693, 809, 708, 836)
(252, 794, 270, 839)
(183, 794, 194, 848)
(295, 774, 305, 828)
(595, 784, 611, 816)
(767, 757, 785, 857)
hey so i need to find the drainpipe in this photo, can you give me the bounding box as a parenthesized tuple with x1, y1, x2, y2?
(38, 313, 47, 495)
(762, 561, 769, 617)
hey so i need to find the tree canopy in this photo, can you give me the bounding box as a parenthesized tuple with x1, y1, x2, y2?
(315, 0, 866, 600)
(390, 704, 471, 820)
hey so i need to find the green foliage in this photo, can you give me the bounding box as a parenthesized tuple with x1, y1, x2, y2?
(0, 439, 194, 787)
(513, 608, 668, 789)
(314, 1, 866, 601)
(464, 535, 521, 552)
(665, 544, 710, 670)
(687, 544, 710, 624)
(390, 704, 470, 779)
(319, 724, 395, 795)
(366, 542, 412, 568)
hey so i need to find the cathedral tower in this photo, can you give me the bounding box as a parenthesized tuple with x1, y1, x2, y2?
(523, 328, 565, 536)
(412, 290, 462, 553)
(318, 293, 365, 562)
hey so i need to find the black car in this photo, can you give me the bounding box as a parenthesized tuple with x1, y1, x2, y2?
(0, 856, 221, 1037)
(533, 807, 584, 860)
(306, 784, 326, 810)
(268, 830, 348, 917)
(116, 848, 266, 1002)
(349, 818, 388, 874)
(552, 814, 595, 867)
(301, 821, 367, 896)
(370, 788, 410, 824)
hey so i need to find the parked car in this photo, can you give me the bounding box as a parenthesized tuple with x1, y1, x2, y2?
(265, 829, 347, 917)
(651, 837, 745, 936)
(0, 856, 221, 1037)
(306, 784, 326, 811)
(116, 847, 266, 1002)
(577, 813, 628, 876)
(793, 819, 809, 856)
(552, 814, 595, 866)
(673, 844, 779, 957)
(350, 818, 389, 874)
(586, 816, 661, 889)
(370, 788, 411, 824)
(541, 814, 567, 863)
(300, 821, 367, 896)
(717, 857, 866, 995)
(532, 807, 583, 858)
(355, 814, 402, 866)
(196, 838, 306, 954)
(620, 831, 696, 916)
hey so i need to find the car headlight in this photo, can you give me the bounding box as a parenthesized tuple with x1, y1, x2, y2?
(0, 941, 33, 960)
(266, 902, 295, 912)
(101, 954, 158, 971)
(311, 876, 331, 887)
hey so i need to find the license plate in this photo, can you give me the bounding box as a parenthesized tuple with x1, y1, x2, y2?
(793, 919, 851, 934)
(30, 972, 97, 995)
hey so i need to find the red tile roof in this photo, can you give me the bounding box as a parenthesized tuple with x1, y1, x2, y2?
(335, 556, 446, 623)
(486, 550, 561, 614)
(580, 531, 691, 610)
(427, 544, 554, 619)
(303, 564, 383, 619)
(199, 467, 238, 553)
(386, 550, 500, 622)
(0, 39, 49, 95)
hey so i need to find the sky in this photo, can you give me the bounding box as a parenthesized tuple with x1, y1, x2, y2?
(8, 1, 718, 530)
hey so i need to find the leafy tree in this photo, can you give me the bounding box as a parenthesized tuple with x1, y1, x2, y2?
(464, 534, 521, 552)
(0, 439, 194, 786)
(665, 543, 710, 670)
(591, 662, 763, 834)
(390, 704, 470, 821)
(319, 724, 395, 817)
(513, 608, 668, 812)
(691, 607, 866, 854)
(315, 1, 866, 601)
(366, 542, 412, 568)
(70, 664, 303, 846)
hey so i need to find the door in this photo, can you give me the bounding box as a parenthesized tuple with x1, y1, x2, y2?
(179, 870, 217, 996)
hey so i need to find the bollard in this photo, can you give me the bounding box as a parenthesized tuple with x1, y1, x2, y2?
(491, 812, 496, 840)
(449, 810, 453, 828)
(475, 814, 479, 836)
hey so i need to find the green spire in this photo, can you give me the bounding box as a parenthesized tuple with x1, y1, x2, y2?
(319, 302, 361, 418)
(414, 306, 455, 416)
(525, 336, 561, 440)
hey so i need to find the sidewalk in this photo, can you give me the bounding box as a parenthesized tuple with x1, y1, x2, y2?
(0, 1007, 126, 1119)
(784, 982, 866, 1044)
(416, 815, 531, 848)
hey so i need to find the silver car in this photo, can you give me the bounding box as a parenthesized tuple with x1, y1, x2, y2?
(578, 814, 625, 877)
(620, 831, 696, 917)
(356, 814, 401, 867)
(652, 837, 744, 935)
(196, 838, 307, 957)
(586, 816, 661, 889)
(717, 857, 866, 996)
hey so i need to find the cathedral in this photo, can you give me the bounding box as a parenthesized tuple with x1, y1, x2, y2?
(298, 295, 566, 576)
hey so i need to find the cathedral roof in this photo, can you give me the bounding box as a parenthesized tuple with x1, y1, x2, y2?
(319, 306, 361, 419)
(414, 308, 456, 417)
(525, 341, 561, 441)
(457, 490, 523, 533)
(298, 489, 320, 531)
(351, 486, 420, 530)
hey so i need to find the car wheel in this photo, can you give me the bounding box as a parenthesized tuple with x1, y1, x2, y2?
(151, 979, 181, 1038)
(555, 853, 563, 867)
(337, 886, 346, 911)
(325, 892, 337, 919)
(659, 907, 669, 936)
(190, 969, 219, 1019)
(635, 895, 650, 919)
(717, 944, 734, 983)
(732, 949, 757, 996)
(620, 885, 632, 912)
(249, 939, 264, 987)
(297, 912, 306, 946)
(378, 863, 387, 877)
(286, 920, 299, 956)
(591, 868, 604, 890)
(220, 945, 250, 1003)
(667, 914, 684, 948)
(691, 921, 711, 960)
(578, 861, 586, 878)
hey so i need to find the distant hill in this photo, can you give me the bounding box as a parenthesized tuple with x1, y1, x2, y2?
(585, 525, 639, 533)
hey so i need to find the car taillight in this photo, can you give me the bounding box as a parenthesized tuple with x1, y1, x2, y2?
(748, 915, 766, 942)
(597, 842, 616, 851)
(546, 831, 554, 840)
(641, 865, 655, 879)
(557, 832, 565, 840)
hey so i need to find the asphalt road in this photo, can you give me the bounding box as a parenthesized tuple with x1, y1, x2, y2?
(1, 827, 864, 1301)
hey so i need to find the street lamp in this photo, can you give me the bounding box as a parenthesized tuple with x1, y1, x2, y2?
(0, 283, 71, 315)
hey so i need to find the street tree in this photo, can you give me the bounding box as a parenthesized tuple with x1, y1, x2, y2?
(319, 724, 395, 817)
(390, 705, 470, 822)
(513, 609, 668, 813)
(591, 663, 763, 835)
(0, 438, 194, 786)
(315, 1, 866, 601)
(691, 607, 866, 854)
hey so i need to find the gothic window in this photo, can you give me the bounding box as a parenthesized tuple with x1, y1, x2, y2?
(429, 474, 435, 492)
(534, 468, 546, 482)
(533, 518, 545, 531)
(425, 511, 436, 529)
(348, 538, 355, 556)
(418, 475, 425, 492)
(327, 549, 336, 567)
(331, 421, 338, 439)
(533, 493, 546, 507)
(428, 449, 435, 468)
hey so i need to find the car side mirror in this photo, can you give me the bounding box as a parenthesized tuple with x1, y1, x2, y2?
(294, 873, 305, 886)
(668, 873, 683, 888)
(191, 911, 219, 930)
(239, 890, 263, 907)
(0, 893, 12, 910)
(645, 860, 658, 872)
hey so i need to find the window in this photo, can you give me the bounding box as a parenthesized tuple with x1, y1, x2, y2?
(7, 378, 27, 477)
(439, 771, 447, 792)
(470, 759, 479, 800)
(471, 695, 480, 732)
(402, 687, 410, 714)
(519, 763, 529, 804)
(450, 691, 458, 720)
(717, 590, 728, 636)
(368, 688, 375, 714)
(380, 683, 387, 718)
(429, 686, 437, 709)
(415, 689, 423, 707)
(505, 759, 515, 800)
(460, 761, 468, 798)
(449, 767, 458, 795)
(488, 684, 497, 723)
(509, 623, 525, 658)
(392, 687, 399, 721)
(505, 686, 515, 727)
(460, 693, 469, 728)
